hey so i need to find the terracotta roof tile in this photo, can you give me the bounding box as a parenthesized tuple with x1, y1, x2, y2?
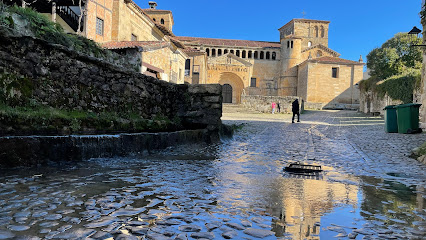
(306, 56, 364, 65)
(102, 41, 170, 50)
(183, 48, 202, 53)
(175, 36, 281, 48)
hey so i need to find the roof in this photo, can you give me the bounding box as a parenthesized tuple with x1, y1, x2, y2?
(142, 9, 172, 14)
(279, 19, 330, 31)
(102, 41, 170, 51)
(154, 23, 175, 37)
(175, 36, 281, 48)
(302, 44, 340, 57)
(302, 56, 364, 65)
(169, 37, 185, 48)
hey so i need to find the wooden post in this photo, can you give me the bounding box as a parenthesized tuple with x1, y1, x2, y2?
(52, 1, 57, 23)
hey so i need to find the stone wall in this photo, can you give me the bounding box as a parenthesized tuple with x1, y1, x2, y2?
(0, 28, 223, 141)
(241, 95, 301, 113)
(0, 130, 205, 167)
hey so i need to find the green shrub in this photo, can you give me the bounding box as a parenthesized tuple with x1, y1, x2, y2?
(376, 69, 420, 103)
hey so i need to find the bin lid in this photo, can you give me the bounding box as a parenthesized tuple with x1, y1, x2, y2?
(395, 103, 422, 108)
(383, 105, 396, 110)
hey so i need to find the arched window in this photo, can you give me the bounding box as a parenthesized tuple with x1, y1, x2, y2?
(316, 50, 322, 57)
(161, 18, 165, 24)
(248, 51, 252, 59)
(254, 51, 258, 59)
(218, 49, 222, 56)
(206, 48, 210, 56)
(320, 26, 325, 38)
(272, 52, 276, 60)
(315, 26, 319, 37)
(260, 51, 264, 59)
(287, 41, 290, 49)
(224, 49, 228, 54)
(236, 50, 240, 57)
(212, 49, 216, 57)
(266, 52, 270, 60)
(291, 41, 293, 48)
(308, 41, 312, 47)
(242, 50, 246, 58)
(230, 50, 234, 54)
(153, 18, 156, 22)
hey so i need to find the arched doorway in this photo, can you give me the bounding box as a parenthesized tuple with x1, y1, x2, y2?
(222, 84, 233, 103)
(219, 72, 245, 103)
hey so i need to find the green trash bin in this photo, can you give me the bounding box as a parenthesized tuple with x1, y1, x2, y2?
(383, 105, 398, 133)
(395, 103, 422, 134)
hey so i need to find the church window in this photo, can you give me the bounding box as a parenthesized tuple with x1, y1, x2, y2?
(236, 50, 240, 57)
(316, 50, 322, 57)
(206, 48, 210, 56)
(332, 67, 339, 78)
(224, 49, 228, 54)
(254, 51, 258, 59)
(266, 52, 270, 60)
(291, 41, 293, 48)
(315, 26, 319, 37)
(250, 78, 257, 87)
(96, 17, 104, 36)
(161, 18, 165, 24)
(287, 41, 290, 49)
(218, 49, 222, 56)
(242, 50, 246, 58)
(260, 51, 264, 59)
(185, 59, 190, 76)
(248, 51, 252, 58)
(308, 41, 312, 47)
(212, 49, 216, 57)
(321, 26, 325, 38)
(272, 52, 276, 60)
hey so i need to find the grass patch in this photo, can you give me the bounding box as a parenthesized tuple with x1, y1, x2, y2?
(0, 103, 181, 135)
(412, 142, 426, 159)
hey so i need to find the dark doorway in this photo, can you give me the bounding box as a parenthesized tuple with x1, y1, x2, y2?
(222, 84, 233, 103)
(192, 73, 200, 84)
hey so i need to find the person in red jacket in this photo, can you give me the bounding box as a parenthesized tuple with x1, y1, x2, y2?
(271, 102, 277, 114)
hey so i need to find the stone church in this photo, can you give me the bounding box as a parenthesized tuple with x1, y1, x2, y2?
(8, 0, 364, 108)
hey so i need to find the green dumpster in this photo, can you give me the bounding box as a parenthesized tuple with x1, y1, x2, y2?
(395, 103, 422, 134)
(383, 105, 398, 133)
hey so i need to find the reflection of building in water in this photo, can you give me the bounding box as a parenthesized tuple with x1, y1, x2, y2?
(272, 176, 359, 239)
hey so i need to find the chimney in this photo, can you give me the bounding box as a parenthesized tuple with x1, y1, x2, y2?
(148, 1, 157, 9)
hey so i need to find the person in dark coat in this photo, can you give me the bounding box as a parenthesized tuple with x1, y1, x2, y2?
(292, 99, 300, 123)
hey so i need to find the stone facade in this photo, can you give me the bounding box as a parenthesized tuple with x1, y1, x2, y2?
(9, 0, 364, 108)
(176, 19, 364, 107)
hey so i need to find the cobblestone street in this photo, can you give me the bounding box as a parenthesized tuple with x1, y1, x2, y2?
(0, 107, 425, 240)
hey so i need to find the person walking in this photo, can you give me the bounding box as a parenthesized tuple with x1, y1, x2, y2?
(271, 102, 277, 114)
(292, 99, 300, 123)
(277, 102, 281, 113)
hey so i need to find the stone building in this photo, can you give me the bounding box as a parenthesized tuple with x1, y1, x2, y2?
(177, 19, 364, 107)
(7, 0, 364, 108)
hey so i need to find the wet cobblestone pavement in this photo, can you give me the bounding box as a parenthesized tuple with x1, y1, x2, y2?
(0, 109, 425, 239)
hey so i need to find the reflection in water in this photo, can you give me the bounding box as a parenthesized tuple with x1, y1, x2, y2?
(0, 116, 426, 239)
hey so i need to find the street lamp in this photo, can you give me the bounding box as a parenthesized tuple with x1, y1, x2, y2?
(408, 26, 426, 47)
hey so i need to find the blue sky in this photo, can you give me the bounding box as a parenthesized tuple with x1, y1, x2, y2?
(135, 0, 422, 63)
